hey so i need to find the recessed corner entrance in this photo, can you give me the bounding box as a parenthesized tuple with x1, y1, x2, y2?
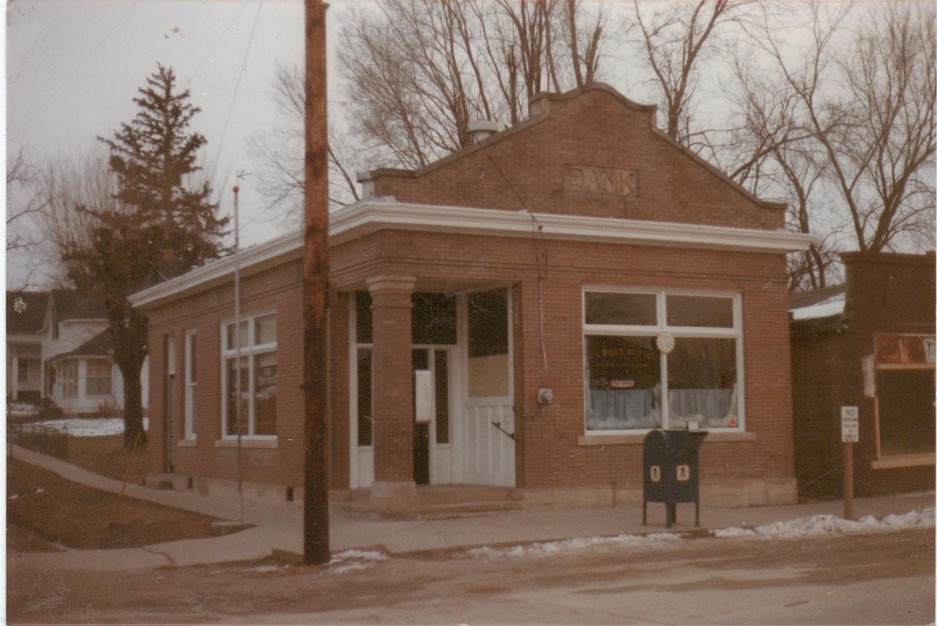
(350, 288, 516, 489)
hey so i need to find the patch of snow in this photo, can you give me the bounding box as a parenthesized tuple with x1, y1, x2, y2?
(329, 549, 388, 573)
(8, 402, 38, 416)
(790, 293, 845, 320)
(245, 564, 289, 574)
(469, 532, 680, 558)
(16, 417, 149, 437)
(714, 507, 934, 539)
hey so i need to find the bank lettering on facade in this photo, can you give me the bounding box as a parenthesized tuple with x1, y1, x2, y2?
(565, 165, 638, 196)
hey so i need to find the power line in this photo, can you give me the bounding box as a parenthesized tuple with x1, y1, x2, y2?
(10, 1, 139, 141)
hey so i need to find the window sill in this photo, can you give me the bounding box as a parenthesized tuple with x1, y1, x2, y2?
(177, 439, 197, 448)
(214, 438, 278, 449)
(578, 431, 756, 446)
(871, 453, 935, 470)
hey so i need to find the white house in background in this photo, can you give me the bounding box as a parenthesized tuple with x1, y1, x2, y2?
(5, 289, 149, 415)
(6, 291, 49, 404)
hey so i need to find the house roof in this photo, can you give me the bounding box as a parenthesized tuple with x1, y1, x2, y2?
(789, 285, 847, 320)
(50, 289, 108, 322)
(6, 291, 49, 334)
(49, 328, 113, 361)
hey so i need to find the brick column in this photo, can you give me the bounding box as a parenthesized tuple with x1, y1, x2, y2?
(367, 275, 420, 516)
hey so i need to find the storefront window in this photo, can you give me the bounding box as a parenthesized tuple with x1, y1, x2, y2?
(222, 313, 277, 438)
(584, 289, 742, 432)
(874, 335, 935, 457)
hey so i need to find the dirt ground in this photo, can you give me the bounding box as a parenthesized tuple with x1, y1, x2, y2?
(6, 434, 935, 624)
(7, 527, 934, 624)
(7, 436, 218, 551)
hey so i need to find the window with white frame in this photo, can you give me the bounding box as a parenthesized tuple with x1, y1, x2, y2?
(222, 313, 277, 437)
(184, 331, 198, 439)
(86, 358, 112, 395)
(583, 289, 743, 432)
(59, 360, 78, 399)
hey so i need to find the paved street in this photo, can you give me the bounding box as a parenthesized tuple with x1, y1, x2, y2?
(8, 526, 933, 624)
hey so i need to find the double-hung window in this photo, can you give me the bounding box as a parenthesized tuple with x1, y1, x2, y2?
(222, 313, 277, 438)
(59, 360, 78, 399)
(86, 358, 112, 395)
(583, 289, 743, 432)
(184, 331, 198, 439)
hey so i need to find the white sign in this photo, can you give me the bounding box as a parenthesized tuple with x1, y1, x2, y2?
(414, 370, 433, 424)
(841, 406, 859, 443)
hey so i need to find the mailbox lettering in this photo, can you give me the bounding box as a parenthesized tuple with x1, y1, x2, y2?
(676, 464, 690, 482)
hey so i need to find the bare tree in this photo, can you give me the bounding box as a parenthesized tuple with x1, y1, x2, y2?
(754, 1, 936, 254)
(631, 0, 751, 150)
(338, 0, 607, 169)
(247, 64, 361, 224)
(725, 55, 837, 290)
(6, 147, 50, 254)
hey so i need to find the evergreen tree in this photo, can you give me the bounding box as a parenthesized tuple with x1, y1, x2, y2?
(66, 64, 229, 447)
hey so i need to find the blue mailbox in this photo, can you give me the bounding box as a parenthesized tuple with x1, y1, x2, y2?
(642, 428, 707, 528)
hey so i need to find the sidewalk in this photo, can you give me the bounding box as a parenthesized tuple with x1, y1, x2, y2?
(9, 444, 935, 572)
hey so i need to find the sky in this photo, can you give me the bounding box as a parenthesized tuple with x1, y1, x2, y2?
(5, 0, 355, 289)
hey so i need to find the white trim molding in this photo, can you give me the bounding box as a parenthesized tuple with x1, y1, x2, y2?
(130, 199, 815, 309)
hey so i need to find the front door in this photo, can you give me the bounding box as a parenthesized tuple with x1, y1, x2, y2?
(413, 347, 453, 484)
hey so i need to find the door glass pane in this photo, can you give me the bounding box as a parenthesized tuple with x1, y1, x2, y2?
(435, 351, 449, 444)
(585, 292, 657, 325)
(468, 288, 510, 397)
(667, 337, 738, 428)
(585, 336, 660, 430)
(666, 295, 733, 328)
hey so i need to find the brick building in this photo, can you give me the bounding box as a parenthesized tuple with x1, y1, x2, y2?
(790, 252, 935, 500)
(129, 84, 813, 515)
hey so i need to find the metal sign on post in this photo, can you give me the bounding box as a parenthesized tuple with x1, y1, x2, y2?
(841, 406, 859, 442)
(840, 405, 858, 521)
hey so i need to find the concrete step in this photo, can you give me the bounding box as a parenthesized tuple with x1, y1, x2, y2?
(417, 485, 519, 506)
(332, 488, 524, 520)
(419, 499, 524, 520)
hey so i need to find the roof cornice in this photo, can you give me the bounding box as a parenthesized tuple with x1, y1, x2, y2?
(129, 199, 815, 309)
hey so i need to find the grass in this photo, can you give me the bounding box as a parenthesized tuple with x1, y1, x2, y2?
(7, 434, 219, 552)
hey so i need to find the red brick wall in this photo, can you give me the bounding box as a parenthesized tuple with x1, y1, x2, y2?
(843, 253, 934, 496)
(142, 84, 798, 499)
(368, 86, 784, 230)
(791, 252, 935, 499)
(329, 228, 795, 490)
(145, 261, 309, 493)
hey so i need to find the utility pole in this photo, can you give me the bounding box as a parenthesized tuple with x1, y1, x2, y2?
(303, 0, 330, 565)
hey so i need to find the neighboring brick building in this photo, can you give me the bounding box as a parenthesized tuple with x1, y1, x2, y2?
(790, 252, 935, 501)
(130, 84, 813, 515)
